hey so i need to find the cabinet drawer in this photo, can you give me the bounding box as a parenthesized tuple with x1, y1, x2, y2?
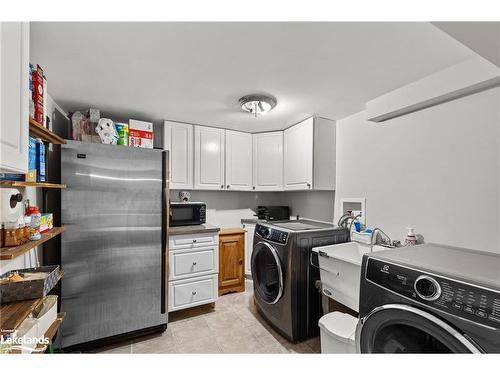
(169, 233, 218, 250)
(168, 274, 218, 312)
(169, 246, 218, 281)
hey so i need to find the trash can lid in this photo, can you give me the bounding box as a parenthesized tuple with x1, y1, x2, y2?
(319, 311, 358, 344)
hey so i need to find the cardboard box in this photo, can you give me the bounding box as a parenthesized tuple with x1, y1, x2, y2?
(26, 136, 37, 182)
(129, 119, 153, 148)
(39, 213, 53, 233)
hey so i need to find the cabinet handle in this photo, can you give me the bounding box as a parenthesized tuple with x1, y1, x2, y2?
(239, 258, 243, 265)
(192, 291, 197, 295)
(193, 239, 197, 243)
(221, 185, 224, 189)
(307, 183, 311, 189)
(227, 185, 230, 189)
(252, 186, 255, 190)
(192, 262, 197, 266)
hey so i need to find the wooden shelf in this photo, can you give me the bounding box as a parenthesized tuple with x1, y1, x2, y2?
(0, 272, 64, 333)
(29, 118, 66, 144)
(0, 298, 42, 333)
(0, 226, 66, 260)
(0, 180, 66, 189)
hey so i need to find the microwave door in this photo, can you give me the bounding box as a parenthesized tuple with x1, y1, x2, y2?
(171, 205, 195, 226)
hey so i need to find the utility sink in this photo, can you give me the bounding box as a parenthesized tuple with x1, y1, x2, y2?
(313, 242, 386, 312)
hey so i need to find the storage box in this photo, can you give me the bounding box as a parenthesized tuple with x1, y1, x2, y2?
(129, 119, 153, 148)
(39, 213, 53, 233)
(15, 317, 38, 354)
(0, 266, 60, 303)
(32, 295, 57, 341)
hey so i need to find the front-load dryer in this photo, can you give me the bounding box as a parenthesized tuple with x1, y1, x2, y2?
(251, 220, 349, 342)
(356, 243, 500, 353)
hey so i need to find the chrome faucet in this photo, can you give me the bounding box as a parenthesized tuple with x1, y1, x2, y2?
(338, 213, 362, 233)
(337, 213, 352, 228)
(371, 228, 392, 247)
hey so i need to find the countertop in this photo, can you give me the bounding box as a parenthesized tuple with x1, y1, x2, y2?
(168, 223, 220, 236)
(241, 218, 259, 224)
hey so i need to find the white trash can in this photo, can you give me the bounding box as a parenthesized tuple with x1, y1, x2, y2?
(319, 311, 358, 353)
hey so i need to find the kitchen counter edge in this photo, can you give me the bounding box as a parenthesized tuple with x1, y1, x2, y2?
(168, 224, 220, 236)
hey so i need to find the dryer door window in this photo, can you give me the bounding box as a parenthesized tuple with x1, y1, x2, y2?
(357, 304, 481, 353)
(251, 241, 284, 304)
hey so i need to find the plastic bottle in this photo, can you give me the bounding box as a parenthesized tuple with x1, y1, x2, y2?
(404, 228, 417, 246)
(26, 205, 41, 241)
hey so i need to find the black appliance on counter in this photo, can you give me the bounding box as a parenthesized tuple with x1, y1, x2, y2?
(169, 201, 206, 226)
(256, 206, 290, 221)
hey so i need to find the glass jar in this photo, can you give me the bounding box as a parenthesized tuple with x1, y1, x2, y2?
(24, 216, 32, 243)
(17, 218, 25, 244)
(0, 223, 4, 248)
(4, 222, 20, 247)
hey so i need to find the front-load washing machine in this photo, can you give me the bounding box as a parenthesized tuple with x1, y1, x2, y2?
(251, 220, 349, 342)
(356, 243, 500, 353)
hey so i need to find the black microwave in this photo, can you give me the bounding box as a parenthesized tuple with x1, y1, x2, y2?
(169, 202, 206, 227)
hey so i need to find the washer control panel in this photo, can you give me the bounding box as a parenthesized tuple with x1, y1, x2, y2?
(255, 224, 288, 244)
(366, 257, 500, 329)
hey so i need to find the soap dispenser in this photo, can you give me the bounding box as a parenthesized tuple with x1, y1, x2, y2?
(404, 228, 417, 246)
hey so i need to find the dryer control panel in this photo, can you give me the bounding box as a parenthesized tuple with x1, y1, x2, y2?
(255, 224, 288, 244)
(365, 257, 500, 329)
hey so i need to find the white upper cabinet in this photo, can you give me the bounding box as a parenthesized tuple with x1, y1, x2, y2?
(284, 118, 314, 190)
(252, 131, 283, 191)
(194, 126, 225, 190)
(0, 22, 29, 173)
(284, 117, 336, 191)
(163, 121, 193, 190)
(225, 130, 252, 191)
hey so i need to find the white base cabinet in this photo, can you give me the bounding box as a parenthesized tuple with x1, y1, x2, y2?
(0, 22, 29, 173)
(168, 232, 219, 312)
(169, 274, 218, 312)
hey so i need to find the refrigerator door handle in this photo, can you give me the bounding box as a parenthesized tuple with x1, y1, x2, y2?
(161, 151, 169, 314)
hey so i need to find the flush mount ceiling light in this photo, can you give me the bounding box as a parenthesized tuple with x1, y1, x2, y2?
(239, 94, 277, 117)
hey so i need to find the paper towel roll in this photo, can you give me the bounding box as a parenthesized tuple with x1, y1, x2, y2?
(0, 188, 23, 223)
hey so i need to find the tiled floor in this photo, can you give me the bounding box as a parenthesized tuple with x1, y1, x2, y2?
(96, 280, 320, 354)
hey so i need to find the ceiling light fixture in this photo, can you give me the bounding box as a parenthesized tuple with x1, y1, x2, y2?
(239, 94, 277, 117)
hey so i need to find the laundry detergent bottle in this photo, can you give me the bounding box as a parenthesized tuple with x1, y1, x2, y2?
(404, 227, 417, 246)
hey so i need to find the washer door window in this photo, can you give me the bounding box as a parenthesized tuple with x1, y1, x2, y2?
(251, 241, 284, 304)
(357, 304, 481, 353)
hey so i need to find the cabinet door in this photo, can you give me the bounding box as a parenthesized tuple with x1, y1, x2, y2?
(225, 130, 252, 191)
(242, 223, 255, 277)
(194, 126, 225, 190)
(163, 121, 193, 189)
(218, 233, 245, 295)
(0, 22, 29, 173)
(252, 132, 283, 191)
(284, 117, 313, 190)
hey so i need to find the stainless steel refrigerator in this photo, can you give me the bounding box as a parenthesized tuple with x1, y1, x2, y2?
(59, 141, 169, 350)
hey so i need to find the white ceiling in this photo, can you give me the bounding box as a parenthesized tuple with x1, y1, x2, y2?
(30, 22, 475, 132)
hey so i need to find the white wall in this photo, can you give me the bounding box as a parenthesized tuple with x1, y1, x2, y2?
(335, 87, 500, 253)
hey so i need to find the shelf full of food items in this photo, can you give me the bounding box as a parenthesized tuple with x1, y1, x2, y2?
(0, 63, 66, 354)
(1, 60, 156, 354)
